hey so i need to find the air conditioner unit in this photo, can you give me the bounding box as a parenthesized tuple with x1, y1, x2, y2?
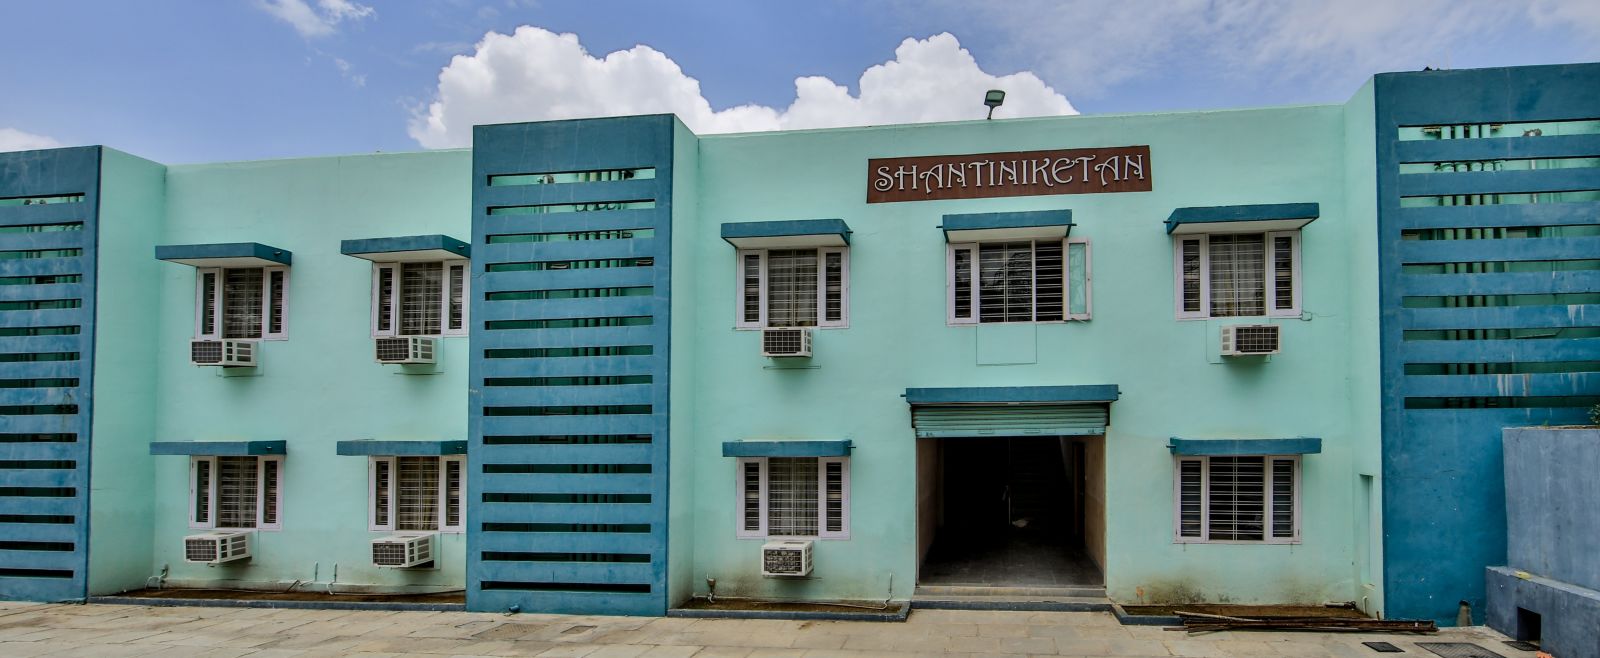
(184, 531, 252, 565)
(1220, 324, 1281, 356)
(761, 540, 813, 577)
(190, 340, 258, 367)
(375, 337, 436, 364)
(761, 328, 812, 358)
(371, 533, 435, 568)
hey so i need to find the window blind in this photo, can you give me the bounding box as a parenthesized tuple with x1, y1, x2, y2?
(766, 250, 818, 327)
(401, 262, 443, 336)
(767, 457, 818, 536)
(1208, 234, 1266, 317)
(1206, 456, 1266, 541)
(217, 456, 259, 528)
(396, 456, 441, 531)
(222, 268, 264, 339)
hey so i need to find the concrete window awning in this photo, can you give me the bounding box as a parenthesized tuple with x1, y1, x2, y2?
(150, 440, 287, 456)
(1165, 203, 1320, 235)
(340, 235, 470, 262)
(941, 210, 1073, 243)
(722, 440, 853, 458)
(1167, 437, 1322, 456)
(720, 219, 851, 249)
(155, 242, 292, 268)
(335, 440, 468, 456)
(904, 385, 1119, 406)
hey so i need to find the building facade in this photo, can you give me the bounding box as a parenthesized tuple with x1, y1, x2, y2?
(0, 62, 1594, 626)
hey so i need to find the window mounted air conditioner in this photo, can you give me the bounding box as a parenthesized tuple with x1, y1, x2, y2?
(1220, 324, 1281, 356)
(371, 533, 435, 568)
(761, 328, 812, 358)
(761, 540, 813, 577)
(191, 340, 258, 367)
(375, 337, 436, 364)
(184, 531, 252, 565)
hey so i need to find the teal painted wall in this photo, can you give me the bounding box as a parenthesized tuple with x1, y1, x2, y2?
(668, 118, 702, 605)
(146, 150, 473, 591)
(88, 148, 167, 595)
(675, 106, 1381, 605)
(1341, 80, 1386, 617)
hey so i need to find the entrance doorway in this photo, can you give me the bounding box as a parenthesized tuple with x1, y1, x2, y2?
(916, 436, 1104, 588)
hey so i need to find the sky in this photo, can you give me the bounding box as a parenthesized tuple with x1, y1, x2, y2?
(2, 0, 1597, 163)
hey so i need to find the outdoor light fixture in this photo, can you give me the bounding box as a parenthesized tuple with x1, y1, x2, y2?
(985, 89, 1005, 119)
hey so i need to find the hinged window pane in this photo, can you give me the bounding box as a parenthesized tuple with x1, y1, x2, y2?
(261, 459, 280, 526)
(396, 456, 440, 531)
(823, 251, 844, 323)
(1178, 459, 1203, 538)
(1273, 235, 1295, 312)
(741, 254, 762, 325)
(952, 248, 974, 320)
(374, 458, 392, 528)
(1206, 456, 1265, 541)
(267, 270, 286, 336)
(193, 459, 211, 526)
(741, 461, 762, 533)
(444, 458, 463, 529)
(1208, 234, 1266, 317)
(1181, 239, 1203, 314)
(400, 262, 443, 336)
(447, 264, 466, 332)
(222, 268, 264, 339)
(376, 267, 395, 334)
(823, 460, 845, 533)
(766, 250, 818, 328)
(217, 456, 259, 528)
(1272, 459, 1295, 538)
(767, 457, 818, 536)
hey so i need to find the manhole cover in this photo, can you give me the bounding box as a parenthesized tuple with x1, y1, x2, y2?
(1417, 643, 1507, 658)
(1363, 641, 1404, 653)
(1503, 641, 1539, 652)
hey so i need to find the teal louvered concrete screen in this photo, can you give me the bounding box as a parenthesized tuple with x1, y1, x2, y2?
(468, 116, 673, 615)
(1374, 64, 1600, 624)
(911, 404, 1109, 438)
(0, 146, 100, 602)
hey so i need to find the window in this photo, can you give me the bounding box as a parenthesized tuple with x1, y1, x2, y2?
(1173, 455, 1299, 543)
(1174, 232, 1300, 319)
(194, 267, 289, 340)
(948, 238, 1091, 324)
(735, 457, 848, 539)
(189, 456, 283, 530)
(372, 261, 468, 337)
(735, 248, 848, 329)
(369, 456, 464, 533)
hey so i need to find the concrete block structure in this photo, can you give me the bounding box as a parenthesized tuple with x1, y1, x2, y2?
(1488, 427, 1600, 658)
(0, 62, 1595, 625)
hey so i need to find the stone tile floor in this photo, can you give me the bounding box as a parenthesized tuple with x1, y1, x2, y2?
(0, 601, 1527, 657)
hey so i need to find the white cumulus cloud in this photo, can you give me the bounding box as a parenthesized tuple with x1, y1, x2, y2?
(0, 128, 61, 153)
(257, 0, 375, 38)
(408, 28, 1076, 148)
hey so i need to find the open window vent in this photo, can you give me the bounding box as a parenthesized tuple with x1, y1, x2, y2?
(191, 340, 258, 367)
(375, 337, 436, 364)
(371, 533, 435, 568)
(184, 531, 252, 565)
(761, 328, 812, 358)
(761, 540, 813, 577)
(1221, 324, 1281, 356)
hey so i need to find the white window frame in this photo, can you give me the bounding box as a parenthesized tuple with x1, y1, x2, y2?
(367, 456, 465, 534)
(194, 266, 290, 340)
(370, 260, 470, 338)
(1171, 454, 1300, 545)
(946, 238, 1092, 325)
(188, 455, 283, 531)
(733, 247, 849, 329)
(1173, 231, 1301, 320)
(734, 456, 850, 540)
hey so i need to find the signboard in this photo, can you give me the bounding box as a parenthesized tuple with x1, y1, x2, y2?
(868, 146, 1151, 203)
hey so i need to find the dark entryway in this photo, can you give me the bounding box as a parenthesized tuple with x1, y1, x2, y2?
(916, 436, 1103, 588)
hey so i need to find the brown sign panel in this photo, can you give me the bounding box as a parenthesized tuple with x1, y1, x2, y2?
(867, 145, 1152, 203)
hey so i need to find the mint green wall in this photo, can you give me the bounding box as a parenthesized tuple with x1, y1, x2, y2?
(147, 150, 473, 591)
(667, 118, 702, 604)
(677, 106, 1381, 604)
(1341, 80, 1385, 617)
(89, 148, 167, 595)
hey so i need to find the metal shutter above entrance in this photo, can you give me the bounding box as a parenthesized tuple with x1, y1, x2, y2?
(911, 404, 1109, 438)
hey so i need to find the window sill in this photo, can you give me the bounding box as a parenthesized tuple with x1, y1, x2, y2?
(1173, 538, 1300, 545)
(1175, 314, 1300, 322)
(734, 326, 847, 331)
(736, 535, 848, 541)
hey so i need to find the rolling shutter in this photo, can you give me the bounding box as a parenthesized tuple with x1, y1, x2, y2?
(911, 404, 1109, 438)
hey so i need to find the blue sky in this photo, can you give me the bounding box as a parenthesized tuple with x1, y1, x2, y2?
(2, 1, 1596, 163)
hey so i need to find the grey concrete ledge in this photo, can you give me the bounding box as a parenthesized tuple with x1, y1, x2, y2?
(87, 596, 466, 613)
(667, 604, 908, 623)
